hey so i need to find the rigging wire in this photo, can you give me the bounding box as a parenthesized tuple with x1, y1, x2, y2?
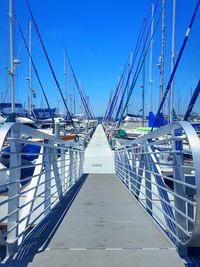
(103, 92, 113, 122)
(184, 79, 200, 121)
(81, 83, 94, 119)
(104, 7, 148, 123)
(106, 20, 147, 124)
(106, 65, 128, 122)
(67, 55, 93, 120)
(117, 0, 162, 127)
(16, 17, 55, 124)
(25, 0, 74, 127)
(152, 0, 200, 130)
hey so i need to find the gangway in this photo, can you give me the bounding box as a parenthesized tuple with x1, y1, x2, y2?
(0, 123, 199, 266)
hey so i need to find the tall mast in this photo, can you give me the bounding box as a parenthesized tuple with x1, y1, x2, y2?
(73, 81, 76, 116)
(129, 51, 133, 114)
(64, 48, 67, 113)
(79, 79, 82, 115)
(28, 21, 32, 114)
(160, 0, 165, 109)
(9, 0, 15, 114)
(142, 18, 146, 127)
(169, 0, 176, 122)
(67, 56, 71, 113)
(149, 3, 154, 112)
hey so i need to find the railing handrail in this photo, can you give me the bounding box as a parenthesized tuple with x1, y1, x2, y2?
(0, 122, 85, 259)
(0, 122, 83, 152)
(114, 120, 200, 249)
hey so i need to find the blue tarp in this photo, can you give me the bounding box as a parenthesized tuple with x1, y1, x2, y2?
(148, 111, 168, 128)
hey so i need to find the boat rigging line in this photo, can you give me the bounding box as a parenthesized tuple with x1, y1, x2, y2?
(104, 19, 146, 124)
(25, 0, 74, 127)
(16, 17, 55, 124)
(67, 55, 93, 120)
(151, 0, 200, 130)
(117, 0, 162, 127)
(184, 79, 200, 121)
(106, 64, 128, 123)
(114, 16, 149, 124)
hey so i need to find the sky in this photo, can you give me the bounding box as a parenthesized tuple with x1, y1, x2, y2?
(0, 0, 200, 117)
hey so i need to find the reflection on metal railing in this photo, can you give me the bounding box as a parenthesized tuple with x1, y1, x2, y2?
(115, 121, 200, 249)
(0, 123, 84, 257)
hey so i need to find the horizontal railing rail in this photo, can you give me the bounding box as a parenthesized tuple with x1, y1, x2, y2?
(0, 122, 84, 258)
(114, 121, 200, 249)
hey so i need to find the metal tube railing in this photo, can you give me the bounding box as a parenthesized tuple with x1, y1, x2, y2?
(114, 121, 200, 248)
(0, 122, 85, 258)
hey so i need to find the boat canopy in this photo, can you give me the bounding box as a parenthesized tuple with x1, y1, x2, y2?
(32, 108, 56, 120)
(0, 103, 27, 117)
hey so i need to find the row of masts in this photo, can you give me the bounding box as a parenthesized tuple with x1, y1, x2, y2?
(104, 0, 177, 126)
(8, 0, 87, 119)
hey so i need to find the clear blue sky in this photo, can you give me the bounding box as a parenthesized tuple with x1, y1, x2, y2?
(0, 0, 200, 116)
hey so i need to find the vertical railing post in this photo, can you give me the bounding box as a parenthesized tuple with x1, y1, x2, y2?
(75, 150, 79, 182)
(126, 150, 132, 190)
(68, 148, 74, 188)
(7, 125, 21, 256)
(131, 145, 137, 195)
(51, 142, 63, 199)
(135, 144, 145, 199)
(44, 142, 51, 215)
(145, 140, 153, 215)
(172, 127, 186, 242)
(61, 144, 66, 193)
(79, 150, 84, 178)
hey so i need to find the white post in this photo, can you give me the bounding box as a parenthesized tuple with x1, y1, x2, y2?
(44, 145, 51, 215)
(54, 121, 60, 139)
(7, 126, 21, 255)
(69, 149, 74, 188)
(61, 145, 66, 192)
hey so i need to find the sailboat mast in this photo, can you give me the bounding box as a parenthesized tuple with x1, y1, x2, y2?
(73, 81, 76, 116)
(64, 48, 67, 114)
(79, 79, 82, 115)
(9, 0, 15, 114)
(142, 18, 146, 127)
(149, 3, 154, 112)
(169, 0, 176, 122)
(67, 56, 71, 114)
(28, 21, 32, 114)
(129, 51, 133, 114)
(160, 0, 165, 109)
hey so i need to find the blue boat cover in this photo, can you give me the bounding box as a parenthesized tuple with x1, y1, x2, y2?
(148, 111, 167, 127)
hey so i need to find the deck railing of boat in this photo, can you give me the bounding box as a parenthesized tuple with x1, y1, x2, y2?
(0, 122, 84, 258)
(114, 121, 200, 252)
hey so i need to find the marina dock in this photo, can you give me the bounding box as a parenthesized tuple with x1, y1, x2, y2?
(22, 125, 184, 266)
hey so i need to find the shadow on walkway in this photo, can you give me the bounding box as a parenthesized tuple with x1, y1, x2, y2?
(2, 174, 88, 267)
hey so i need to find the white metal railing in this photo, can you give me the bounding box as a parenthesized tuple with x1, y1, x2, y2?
(115, 121, 200, 249)
(0, 122, 84, 258)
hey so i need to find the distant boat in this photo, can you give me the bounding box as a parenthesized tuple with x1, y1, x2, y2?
(0, 103, 35, 126)
(0, 102, 27, 117)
